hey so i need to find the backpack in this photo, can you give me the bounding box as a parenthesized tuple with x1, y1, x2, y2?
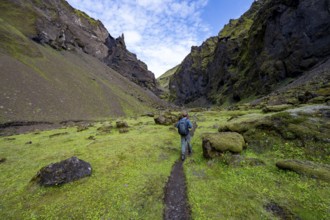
(178, 118, 188, 136)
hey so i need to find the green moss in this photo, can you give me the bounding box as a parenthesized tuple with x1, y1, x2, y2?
(1, 109, 329, 219)
(184, 109, 329, 219)
(0, 19, 41, 58)
(190, 36, 218, 71)
(0, 117, 179, 219)
(219, 17, 253, 40)
(276, 160, 330, 182)
(157, 65, 179, 92)
(74, 9, 99, 26)
(0, 1, 37, 37)
(203, 132, 245, 153)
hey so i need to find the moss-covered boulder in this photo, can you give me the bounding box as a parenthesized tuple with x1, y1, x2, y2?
(154, 113, 178, 125)
(202, 132, 245, 159)
(116, 121, 128, 128)
(276, 159, 330, 182)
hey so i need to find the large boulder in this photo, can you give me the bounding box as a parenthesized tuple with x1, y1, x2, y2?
(202, 132, 245, 159)
(154, 113, 178, 125)
(276, 159, 330, 182)
(31, 156, 92, 186)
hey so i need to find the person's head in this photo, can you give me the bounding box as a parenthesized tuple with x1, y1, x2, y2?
(182, 111, 188, 118)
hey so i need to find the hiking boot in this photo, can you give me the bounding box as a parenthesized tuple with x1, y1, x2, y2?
(181, 154, 185, 161)
(188, 149, 192, 155)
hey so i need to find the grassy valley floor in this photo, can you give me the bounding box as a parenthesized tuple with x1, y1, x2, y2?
(0, 108, 329, 219)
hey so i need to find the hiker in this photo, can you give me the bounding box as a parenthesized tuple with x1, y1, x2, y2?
(176, 111, 193, 161)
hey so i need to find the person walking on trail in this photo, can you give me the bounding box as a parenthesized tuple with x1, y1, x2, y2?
(176, 111, 193, 161)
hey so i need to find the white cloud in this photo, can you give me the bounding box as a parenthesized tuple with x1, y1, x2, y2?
(66, 0, 211, 77)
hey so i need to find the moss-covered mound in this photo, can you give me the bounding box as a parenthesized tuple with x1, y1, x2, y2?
(202, 132, 245, 158)
(276, 159, 330, 182)
(217, 106, 330, 162)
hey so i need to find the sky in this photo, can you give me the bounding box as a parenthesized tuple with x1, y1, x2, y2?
(66, 0, 255, 78)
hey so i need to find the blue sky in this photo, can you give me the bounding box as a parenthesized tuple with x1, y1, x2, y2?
(66, 0, 254, 77)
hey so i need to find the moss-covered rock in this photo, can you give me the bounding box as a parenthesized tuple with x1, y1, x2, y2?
(116, 121, 128, 128)
(226, 154, 265, 167)
(262, 104, 293, 113)
(276, 159, 330, 182)
(97, 125, 113, 133)
(154, 113, 178, 126)
(202, 132, 245, 159)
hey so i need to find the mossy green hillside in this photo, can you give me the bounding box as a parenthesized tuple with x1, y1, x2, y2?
(157, 65, 179, 91)
(0, 116, 179, 219)
(0, 0, 37, 37)
(190, 37, 218, 71)
(0, 18, 41, 58)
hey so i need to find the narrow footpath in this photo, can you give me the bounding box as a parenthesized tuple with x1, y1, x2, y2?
(163, 160, 191, 220)
(163, 121, 197, 220)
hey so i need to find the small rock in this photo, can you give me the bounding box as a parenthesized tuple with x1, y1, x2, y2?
(97, 125, 113, 133)
(265, 202, 299, 220)
(116, 121, 128, 128)
(87, 136, 95, 140)
(142, 112, 155, 117)
(119, 128, 129, 133)
(77, 124, 90, 132)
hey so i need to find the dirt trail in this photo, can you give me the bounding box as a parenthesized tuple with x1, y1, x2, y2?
(163, 160, 191, 220)
(164, 120, 197, 220)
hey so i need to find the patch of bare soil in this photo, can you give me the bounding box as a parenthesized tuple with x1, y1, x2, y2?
(0, 120, 93, 136)
(265, 202, 301, 220)
(164, 160, 191, 220)
(0, 121, 59, 136)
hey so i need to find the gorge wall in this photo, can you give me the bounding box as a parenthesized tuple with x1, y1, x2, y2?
(168, 0, 330, 106)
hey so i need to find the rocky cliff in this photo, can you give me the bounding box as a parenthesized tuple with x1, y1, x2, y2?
(7, 0, 158, 93)
(168, 0, 330, 106)
(0, 0, 165, 122)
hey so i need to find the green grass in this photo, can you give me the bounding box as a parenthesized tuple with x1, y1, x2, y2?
(1, 109, 329, 219)
(0, 116, 179, 219)
(184, 110, 330, 219)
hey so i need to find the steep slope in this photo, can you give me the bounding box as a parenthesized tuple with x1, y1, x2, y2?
(157, 65, 179, 99)
(0, 0, 159, 92)
(0, 0, 165, 123)
(167, 0, 330, 106)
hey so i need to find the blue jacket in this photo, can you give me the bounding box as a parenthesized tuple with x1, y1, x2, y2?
(176, 117, 193, 134)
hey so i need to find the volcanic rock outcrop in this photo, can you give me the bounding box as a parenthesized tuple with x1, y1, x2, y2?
(168, 0, 330, 106)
